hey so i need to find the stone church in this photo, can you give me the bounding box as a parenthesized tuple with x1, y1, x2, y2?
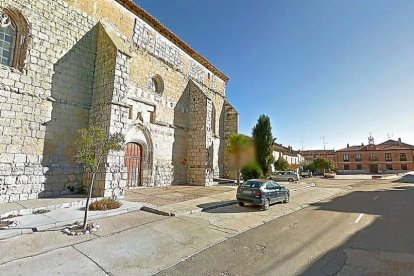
(0, 0, 238, 203)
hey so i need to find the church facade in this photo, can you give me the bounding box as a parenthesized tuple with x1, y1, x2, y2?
(0, 0, 238, 203)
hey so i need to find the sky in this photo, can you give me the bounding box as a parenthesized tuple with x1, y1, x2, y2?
(136, 0, 414, 150)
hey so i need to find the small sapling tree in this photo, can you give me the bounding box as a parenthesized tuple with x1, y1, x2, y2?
(75, 127, 125, 229)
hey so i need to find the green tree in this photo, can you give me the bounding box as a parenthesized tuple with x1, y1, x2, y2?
(312, 157, 333, 173)
(75, 127, 125, 229)
(241, 162, 264, 180)
(274, 157, 290, 171)
(252, 115, 274, 175)
(226, 134, 252, 185)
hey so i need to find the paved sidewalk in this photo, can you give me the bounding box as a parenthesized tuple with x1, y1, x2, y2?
(0, 184, 345, 276)
(0, 181, 316, 241)
(0, 200, 143, 240)
(125, 185, 235, 206)
(0, 194, 92, 217)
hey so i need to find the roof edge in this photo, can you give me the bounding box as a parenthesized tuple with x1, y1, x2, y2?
(115, 0, 229, 83)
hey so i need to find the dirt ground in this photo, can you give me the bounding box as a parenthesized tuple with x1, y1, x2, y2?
(125, 185, 234, 206)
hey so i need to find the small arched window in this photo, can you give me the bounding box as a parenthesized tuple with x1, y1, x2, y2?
(0, 8, 29, 70)
(148, 74, 164, 95)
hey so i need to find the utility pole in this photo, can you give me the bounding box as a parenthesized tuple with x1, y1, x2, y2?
(300, 141, 304, 151)
(321, 136, 327, 151)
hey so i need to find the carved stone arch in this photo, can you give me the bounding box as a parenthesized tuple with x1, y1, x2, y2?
(1, 7, 30, 71)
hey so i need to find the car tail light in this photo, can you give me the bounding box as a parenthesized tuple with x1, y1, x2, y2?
(254, 191, 262, 198)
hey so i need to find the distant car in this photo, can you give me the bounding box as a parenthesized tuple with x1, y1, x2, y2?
(236, 179, 290, 211)
(300, 170, 313, 178)
(269, 171, 300, 182)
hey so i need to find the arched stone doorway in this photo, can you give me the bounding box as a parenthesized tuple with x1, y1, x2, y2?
(124, 142, 144, 187)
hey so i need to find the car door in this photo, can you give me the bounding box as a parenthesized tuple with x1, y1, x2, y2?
(272, 181, 283, 201)
(265, 182, 277, 203)
(273, 172, 284, 181)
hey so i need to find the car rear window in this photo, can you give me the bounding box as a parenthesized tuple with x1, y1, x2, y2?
(242, 181, 262, 188)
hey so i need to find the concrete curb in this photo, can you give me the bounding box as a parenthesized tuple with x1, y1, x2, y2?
(0, 197, 103, 220)
(140, 206, 175, 217)
(199, 200, 238, 212)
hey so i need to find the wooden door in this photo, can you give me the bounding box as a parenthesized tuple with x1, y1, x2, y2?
(124, 143, 143, 187)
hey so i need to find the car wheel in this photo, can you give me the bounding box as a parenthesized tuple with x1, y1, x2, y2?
(262, 199, 270, 211)
(238, 201, 245, 207)
(288, 178, 294, 182)
(284, 194, 289, 203)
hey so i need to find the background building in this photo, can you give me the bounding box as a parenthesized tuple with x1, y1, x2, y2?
(335, 137, 414, 174)
(271, 143, 304, 172)
(0, 0, 238, 203)
(301, 150, 336, 163)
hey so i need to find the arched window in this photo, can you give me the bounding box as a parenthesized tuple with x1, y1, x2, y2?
(148, 74, 164, 94)
(0, 9, 29, 70)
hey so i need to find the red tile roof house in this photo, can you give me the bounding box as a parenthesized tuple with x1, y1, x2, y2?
(335, 138, 414, 174)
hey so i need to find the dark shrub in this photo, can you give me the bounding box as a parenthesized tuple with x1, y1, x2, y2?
(89, 198, 122, 211)
(241, 162, 264, 180)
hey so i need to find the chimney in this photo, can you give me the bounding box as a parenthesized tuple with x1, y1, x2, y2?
(347, 143, 349, 148)
(398, 138, 401, 145)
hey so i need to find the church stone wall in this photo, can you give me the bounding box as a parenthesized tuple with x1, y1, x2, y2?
(0, 0, 98, 203)
(0, 0, 239, 203)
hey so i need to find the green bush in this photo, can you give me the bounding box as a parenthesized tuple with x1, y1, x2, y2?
(241, 162, 264, 180)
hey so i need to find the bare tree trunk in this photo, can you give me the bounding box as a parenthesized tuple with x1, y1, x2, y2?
(83, 157, 103, 230)
(83, 170, 96, 230)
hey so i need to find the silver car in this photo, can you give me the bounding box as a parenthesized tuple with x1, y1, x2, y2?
(269, 171, 300, 182)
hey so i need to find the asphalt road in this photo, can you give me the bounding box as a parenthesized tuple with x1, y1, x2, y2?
(157, 174, 414, 276)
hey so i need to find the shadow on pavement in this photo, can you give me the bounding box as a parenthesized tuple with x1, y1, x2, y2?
(302, 184, 414, 275)
(392, 174, 414, 184)
(198, 201, 286, 214)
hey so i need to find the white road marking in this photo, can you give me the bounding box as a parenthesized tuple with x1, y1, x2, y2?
(354, 213, 364, 224)
(373, 196, 378, 200)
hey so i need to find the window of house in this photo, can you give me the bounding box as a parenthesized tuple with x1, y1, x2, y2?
(401, 164, 408, 170)
(400, 153, 407, 161)
(385, 153, 392, 161)
(0, 9, 29, 70)
(355, 154, 361, 161)
(356, 164, 362, 170)
(344, 164, 350, 170)
(370, 153, 376, 160)
(386, 164, 393, 170)
(343, 154, 349, 161)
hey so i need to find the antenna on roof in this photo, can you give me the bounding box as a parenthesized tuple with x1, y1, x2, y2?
(368, 132, 374, 145)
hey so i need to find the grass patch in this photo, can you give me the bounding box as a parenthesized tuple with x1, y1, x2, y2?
(89, 198, 122, 211)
